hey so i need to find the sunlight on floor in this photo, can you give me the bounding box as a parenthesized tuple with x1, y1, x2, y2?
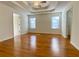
(30, 35, 36, 50)
(51, 37, 60, 53)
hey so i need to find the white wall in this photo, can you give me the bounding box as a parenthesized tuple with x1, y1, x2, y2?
(71, 2, 79, 50)
(29, 13, 62, 34)
(0, 3, 13, 41)
(0, 3, 28, 41)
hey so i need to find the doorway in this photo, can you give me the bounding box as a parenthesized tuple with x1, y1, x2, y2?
(13, 13, 21, 37)
(66, 8, 72, 39)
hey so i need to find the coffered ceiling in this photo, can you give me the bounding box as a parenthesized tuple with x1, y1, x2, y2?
(0, 1, 70, 14)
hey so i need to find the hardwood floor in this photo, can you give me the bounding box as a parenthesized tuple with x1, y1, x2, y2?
(0, 33, 79, 57)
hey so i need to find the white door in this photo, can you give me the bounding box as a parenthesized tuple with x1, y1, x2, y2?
(13, 13, 21, 37)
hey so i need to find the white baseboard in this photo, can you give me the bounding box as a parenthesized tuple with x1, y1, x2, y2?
(0, 36, 13, 42)
(21, 32, 28, 35)
(0, 32, 28, 42)
(62, 34, 67, 38)
(71, 41, 79, 50)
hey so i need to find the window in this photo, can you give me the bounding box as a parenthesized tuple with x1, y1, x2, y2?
(51, 16, 60, 29)
(30, 17, 36, 29)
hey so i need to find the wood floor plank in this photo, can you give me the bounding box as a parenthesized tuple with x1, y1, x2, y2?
(0, 33, 79, 57)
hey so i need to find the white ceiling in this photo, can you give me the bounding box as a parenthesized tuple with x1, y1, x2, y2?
(26, 1, 57, 12)
(0, 1, 71, 15)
